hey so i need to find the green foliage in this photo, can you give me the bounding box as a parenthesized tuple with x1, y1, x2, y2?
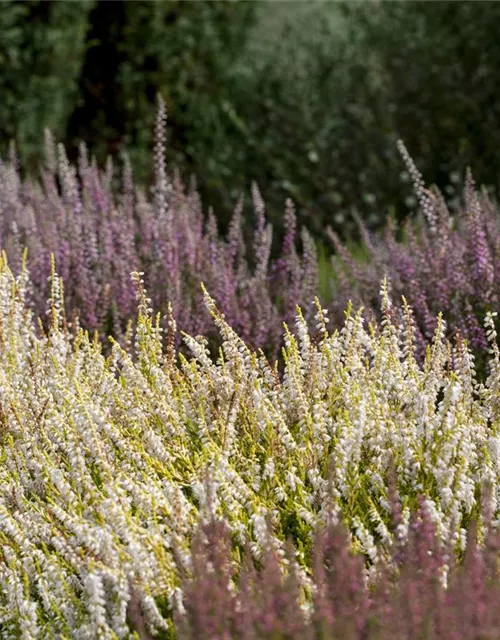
(67, 0, 257, 222)
(220, 1, 500, 234)
(0, 1, 257, 224)
(339, 1, 500, 221)
(0, 1, 94, 169)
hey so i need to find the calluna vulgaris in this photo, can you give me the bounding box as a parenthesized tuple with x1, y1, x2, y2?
(329, 141, 500, 361)
(1, 100, 500, 364)
(0, 97, 318, 358)
(1, 254, 500, 636)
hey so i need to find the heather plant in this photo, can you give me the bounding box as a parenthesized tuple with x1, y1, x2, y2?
(5, 98, 500, 368)
(176, 502, 500, 640)
(328, 144, 500, 366)
(1, 255, 500, 635)
(0, 97, 318, 357)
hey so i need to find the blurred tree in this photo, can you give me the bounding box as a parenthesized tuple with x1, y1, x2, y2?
(343, 1, 500, 210)
(67, 0, 257, 227)
(225, 1, 500, 235)
(0, 0, 94, 169)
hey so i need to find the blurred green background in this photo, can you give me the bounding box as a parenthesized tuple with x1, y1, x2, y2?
(1, 0, 500, 237)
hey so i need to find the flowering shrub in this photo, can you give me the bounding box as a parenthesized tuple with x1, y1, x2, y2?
(0, 98, 318, 358)
(1, 254, 500, 635)
(3, 93, 500, 369)
(177, 504, 500, 640)
(329, 143, 500, 361)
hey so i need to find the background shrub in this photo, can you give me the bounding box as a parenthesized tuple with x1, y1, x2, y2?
(225, 1, 500, 233)
(0, 0, 258, 230)
(67, 0, 257, 229)
(2, 125, 500, 367)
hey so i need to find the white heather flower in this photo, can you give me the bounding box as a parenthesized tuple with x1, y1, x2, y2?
(141, 594, 168, 633)
(169, 587, 185, 617)
(353, 517, 378, 563)
(2, 254, 500, 636)
(84, 572, 108, 636)
(18, 599, 39, 640)
(263, 457, 275, 480)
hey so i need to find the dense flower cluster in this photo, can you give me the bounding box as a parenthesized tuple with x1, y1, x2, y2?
(4, 99, 500, 636)
(330, 145, 500, 360)
(2, 115, 500, 370)
(177, 508, 500, 640)
(0, 99, 318, 357)
(1, 255, 500, 636)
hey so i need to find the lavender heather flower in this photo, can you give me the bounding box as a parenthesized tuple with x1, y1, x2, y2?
(177, 503, 500, 640)
(0, 111, 320, 357)
(5, 106, 500, 372)
(329, 156, 500, 368)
